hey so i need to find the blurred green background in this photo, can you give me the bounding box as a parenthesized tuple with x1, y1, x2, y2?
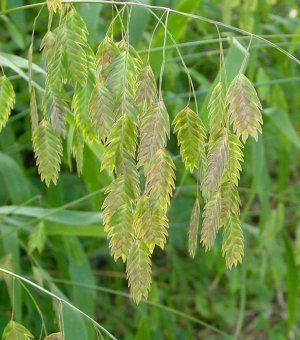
(0, 0, 299, 338)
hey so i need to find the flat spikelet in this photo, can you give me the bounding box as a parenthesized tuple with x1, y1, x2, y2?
(226, 74, 263, 143)
(208, 82, 226, 137)
(102, 176, 136, 261)
(101, 114, 137, 175)
(220, 182, 240, 227)
(222, 213, 244, 269)
(201, 192, 221, 251)
(43, 88, 68, 137)
(41, 29, 68, 136)
(188, 198, 200, 258)
(47, 0, 62, 13)
(0, 76, 15, 132)
(145, 148, 175, 212)
(126, 241, 152, 304)
(136, 65, 157, 108)
(105, 51, 138, 120)
(72, 72, 97, 142)
(220, 132, 243, 227)
(173, 106, 206, 172)
(226, 132, 244, 186)
(64, 9, 90, 85)
(2, 320, 33, 340)
(138, 101, 169, 167)
(202, 129, 229, 197)
(89, 81, 114, 141)
(32, 119, 63, 186)
(40, 31, 56, 64)
(44, 28, 67, 89)
(133, 195, 168, 251)
(95, 36, 120, 79)
(72, 130, 84, 175)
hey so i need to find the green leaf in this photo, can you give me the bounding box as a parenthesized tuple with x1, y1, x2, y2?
(64, 237, 96, 339)
(264, 107, 300, 150)
(0, 152, 31, 203)
(284, 236, 299, 334)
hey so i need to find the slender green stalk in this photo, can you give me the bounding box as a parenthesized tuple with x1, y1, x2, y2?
(0, 1, 298, 64)
(50, 278, 233, 339)
(0, 268, 117, 340)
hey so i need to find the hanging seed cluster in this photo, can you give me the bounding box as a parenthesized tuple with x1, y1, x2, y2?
(0, 3, 263, 303)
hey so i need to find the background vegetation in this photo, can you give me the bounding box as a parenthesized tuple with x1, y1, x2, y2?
(0, 0, 299, 338)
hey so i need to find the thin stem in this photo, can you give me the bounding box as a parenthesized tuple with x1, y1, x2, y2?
(19, 280, 48, 339)
(158, 9, 169, 102)
(146, 6, 198, 112)
(0, 268, 117, 340)
(1, 1, 298, 65)
(50, 278, 233, 339)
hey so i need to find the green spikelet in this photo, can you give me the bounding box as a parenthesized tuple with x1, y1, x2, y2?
(32, 119, 62, 186)
(2, 320, 33, 340)
(43, 28, 67, 89)
(200, 192, 221, 251)
(226, 74, 263, 143)
(64, 9, 89, 86)
(222, 213, 244, 269)
(41, 28, 68, 136)
(72, 130, 84, 175)
(101, 114, 137, 175)
(102, 175, 137, 262)
(220, 132, 243, 227)
(208, 82, 226, 137)
(188, 198, 200, 258)
(95, 36, 120, 79)
(133, 195, 168, 252)
(40, 31, 56, 64)
(72, 72, 97, 142)
(136, 65, 157, 109)
(0, 76, 15, 132)
(145, 148, 175, 212)
(46, 0, 62, 13)
(138, 101, 169, 167)
(105, 50, 137, 94)
(42, 88, 68, 137)
(220, 182, 240, 227)
(202, 129, 229, 197)
(126, 241, 152, 304)
(227, 132, 244, 185)
(89, 81, 115, 141)
(173, 106, 206, 172)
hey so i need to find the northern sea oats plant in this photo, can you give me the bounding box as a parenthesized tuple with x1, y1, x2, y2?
(0, 0, 264, 304)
